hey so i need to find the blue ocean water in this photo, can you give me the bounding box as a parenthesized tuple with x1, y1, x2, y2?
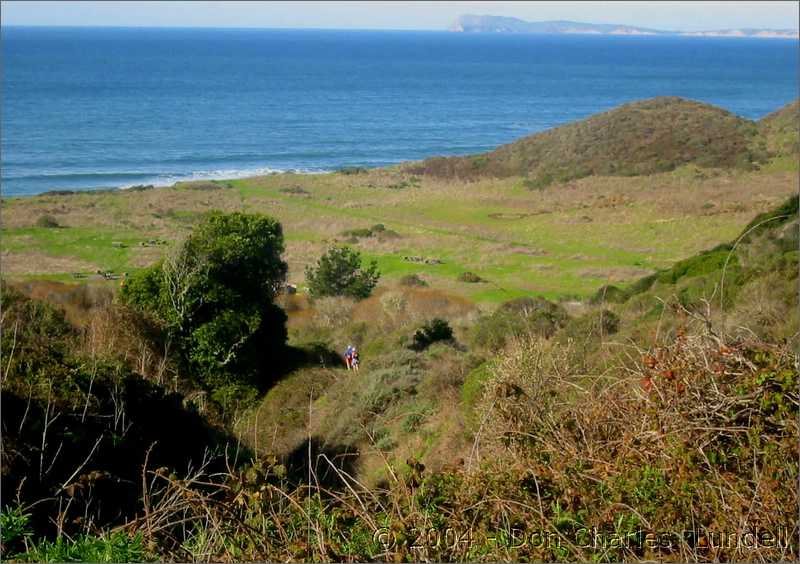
(2, 27, 798, 196)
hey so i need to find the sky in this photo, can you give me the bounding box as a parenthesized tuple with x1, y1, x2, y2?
(1, 1, 798, 31)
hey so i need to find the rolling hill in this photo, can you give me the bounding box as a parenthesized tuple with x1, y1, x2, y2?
(759, 98, 800, 156)
(407, 96, 799, 186)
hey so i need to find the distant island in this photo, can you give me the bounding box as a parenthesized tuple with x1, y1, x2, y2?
(450, 14, 799, 39)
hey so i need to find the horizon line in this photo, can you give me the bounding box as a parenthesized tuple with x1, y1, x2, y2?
(2, 23, 431, 31)
(3, 23, 798, 34)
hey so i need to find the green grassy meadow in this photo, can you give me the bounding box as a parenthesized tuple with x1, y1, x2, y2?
(2, 164, 796, 304)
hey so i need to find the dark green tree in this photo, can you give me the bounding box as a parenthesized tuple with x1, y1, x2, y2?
(120, 212, 288, 400)
(305, 246, 380, 300)
(410, 318, 454, 351)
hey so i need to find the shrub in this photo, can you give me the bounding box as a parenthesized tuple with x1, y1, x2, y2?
(35, 214, 60, 228)
(279, 185, 310, 196)
(411, 318, 454, 351)
(120, 212, 288, 395)
(457, 271, 484, 283)
(337, 166, 368, 175)
(1, 506, 32, 549)
(401, 411, 427, 433)
(559, 309, 620, 348)
(589, 284, 627, 305)
(472, 297, 568, 350)
(180, 180, 223, 191)
(339, 224, 397, 240)
(399, 274, 428, 287)
(374, 429, 397, 451)
(306, 246, 380, 300)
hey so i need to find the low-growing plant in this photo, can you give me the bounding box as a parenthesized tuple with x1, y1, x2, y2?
(1, 506, 32, 550)
(399, 274, 428, 287)
(457, 271, 484, 283)
(401, 411, 427, 433)
(35, 214, 60, 228)
(337, 166, 368, 175)
(15, 531, 147, 563)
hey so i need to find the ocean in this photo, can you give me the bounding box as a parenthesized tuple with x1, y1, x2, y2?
(1, 26, 798, 196)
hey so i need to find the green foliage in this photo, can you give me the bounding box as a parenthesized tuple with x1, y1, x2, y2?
(209, 382, 260, 413)
(398, 273, 428, 287)
(306, 246, 380, 300)
(655, 244, 733, 285)
(411, 318, 454, 351)
(35, 214, 60, 228)
(16, 532, 147, 563)
(472, 297, 568, 350)
(758, 99, 800, 158)
(1, 286, 245, 556)
(457, 271, 484, 283)
(1, 506, 32, 547)
(119, 263, 165, 314)
(341, 227, 374, 238)
(337, 166, 368, 175)
(559, 309, 620, 349)
(739, 194, 799, 243)
(374, 428, 397, 451)
(615, 196, 799, 315)
(120, 212, 288, 395)
(0, 282, 74, 386)
(588, 284, 627, 305)
(461, 361, 494, 426)
(401, 411, 427, 433)
(340, 224, 398, 241)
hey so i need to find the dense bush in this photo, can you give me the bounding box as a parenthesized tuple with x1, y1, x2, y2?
(0, 285, 238, 551)
(35, 214, 60, 228)
(472, 296, 568, 350)
(1, 506, 148, 562)
(457, 271, 484, 283)
(305, 246, 380, 300)
(399, 273, 428, 287)
(559, 308, 620, 350)
(410, 318, 454, 351)
(340, 223, 398, 241)
(589, 284, 627, 304)
(337, 166, 368, 175)
(120, 212, 288, 397)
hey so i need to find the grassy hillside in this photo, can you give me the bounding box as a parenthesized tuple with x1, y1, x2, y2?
(1, 97, 798, 562)
(758, 98, 800, 164)
(407, 97, 798, 185)
(2, 198, 797, 562)
(237, 195, 798, 481)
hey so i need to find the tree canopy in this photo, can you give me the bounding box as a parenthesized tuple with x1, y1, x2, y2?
(305, 246, 380, 300)
(120, 212, 288, 402)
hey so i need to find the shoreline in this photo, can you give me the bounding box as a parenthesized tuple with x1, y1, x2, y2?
(1, 167, 347, 199)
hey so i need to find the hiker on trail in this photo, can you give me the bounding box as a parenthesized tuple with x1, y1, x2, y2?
(344, 344, 355, 370)
(351, 347, 360, 372)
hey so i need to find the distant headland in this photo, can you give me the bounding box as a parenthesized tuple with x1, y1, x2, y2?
(449, 14, 799, 39)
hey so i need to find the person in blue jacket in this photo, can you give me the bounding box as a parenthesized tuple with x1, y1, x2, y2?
(343, 344, 354, 370)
